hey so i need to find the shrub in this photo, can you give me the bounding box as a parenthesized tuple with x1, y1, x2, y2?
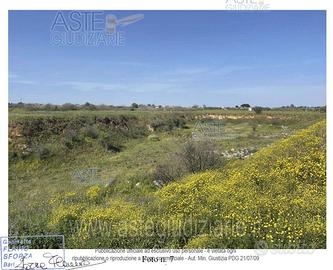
(83, 126, 99, 139)
(171, 114, 186, 128)
(179, 140, 222, 173)
(49, 196, 146, 248)
(62, 139, 74, 150)
(35, 144, 53, 160)
(152, 140, 223, 186)
(153, 158, 185, 187)
(253, 106, 263, 114)
(85, 186, 103, 203)
(62, 129, 83, 149)
(150, 118, 169, 131)
(48, 204, 86, 234)
(100, 133, 123, 152)
(149, 114, 187, 132)
(73, 198, 145, 248)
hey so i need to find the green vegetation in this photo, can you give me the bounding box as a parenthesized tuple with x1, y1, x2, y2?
(8, 108, 326, 248)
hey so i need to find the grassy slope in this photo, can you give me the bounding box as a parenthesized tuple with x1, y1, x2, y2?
(8, 110, 326, 248)
(45, 120, 326, 249)
(9, 134, 182, 235)
(153, 120, 326, 248)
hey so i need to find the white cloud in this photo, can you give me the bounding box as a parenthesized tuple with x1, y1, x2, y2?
(59, 81, 185, 94)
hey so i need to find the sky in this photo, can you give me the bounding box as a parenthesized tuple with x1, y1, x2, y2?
(9, 10, 326, 107)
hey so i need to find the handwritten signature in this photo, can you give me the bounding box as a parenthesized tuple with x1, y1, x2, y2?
(15, 253, 107, 270)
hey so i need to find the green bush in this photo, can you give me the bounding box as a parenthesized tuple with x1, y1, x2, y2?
(153, 158, 185, 187)
(35, 144, 53, 160)
(253, 106, 263, 114)
(62, 129, 83, 149)
(149, 114, 187, 132)
(179, 140, 222, 173)
(100, 133, 123, 152)
(83, 125, 99, 139)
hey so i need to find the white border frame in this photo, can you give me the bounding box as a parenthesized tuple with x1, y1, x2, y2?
(1, 1, 331, 269)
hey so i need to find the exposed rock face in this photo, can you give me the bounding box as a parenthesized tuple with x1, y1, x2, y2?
(195, 114, 292, 120)
(221, 147, 258, 159)
(195, 114, 255, 120)
(146, 124, 154, 132)
(153, 180, 164, 188)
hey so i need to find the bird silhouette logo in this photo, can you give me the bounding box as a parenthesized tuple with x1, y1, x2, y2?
(105, 14, 144, 34)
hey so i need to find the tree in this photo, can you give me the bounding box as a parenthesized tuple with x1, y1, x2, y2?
(253, 106, 263, 114)
(83, 102, 96, 110)
(240, 103, 251, 108)
(131, 103, 139, 109)
(62, 103, 76, 110)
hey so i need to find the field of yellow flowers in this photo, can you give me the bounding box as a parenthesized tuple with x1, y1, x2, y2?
(48, 120, 326, 248)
